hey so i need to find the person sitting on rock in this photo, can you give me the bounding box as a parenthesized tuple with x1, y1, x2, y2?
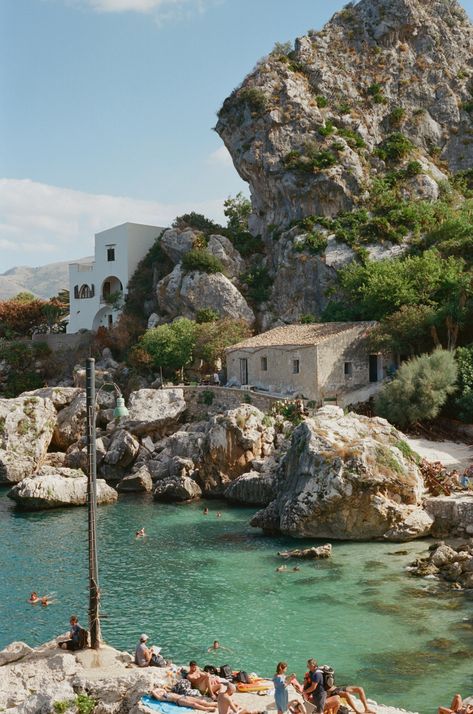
(327, 682, 376, 714)
(438, 694, 473, 714)
(217, 682, 259, 714)
(150, 687, 217, 711)
(187, 661, 221, 700)
(135, 633, 165, 667)
(58, 615, 82, 651)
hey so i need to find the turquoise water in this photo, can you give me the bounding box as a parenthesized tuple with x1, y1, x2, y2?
(0, 491, 472, 714)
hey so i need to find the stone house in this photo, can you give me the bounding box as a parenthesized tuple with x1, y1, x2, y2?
(67, 222, 164, 333)
(225, 322, 388, 403)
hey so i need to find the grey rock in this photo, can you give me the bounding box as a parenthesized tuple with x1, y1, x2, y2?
(160, 227, 195, 263)
(104, 429, 140, 468)
(153, 472, 202, 502)
(0, 641, 33, 666)
(425, 494, 473, 537)
(117, 465, 153, 493)
(207, 234, 245, 279)
(278, 543, 332, 559)
(225, 470, 276, 505)
(8, 470, 117, 509)
(122, 388, 187, 437)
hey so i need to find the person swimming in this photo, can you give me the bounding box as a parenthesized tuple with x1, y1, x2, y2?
(136, 528, 146, 538)
(28, 592, 39, 603)
(29, 591, 53, 605)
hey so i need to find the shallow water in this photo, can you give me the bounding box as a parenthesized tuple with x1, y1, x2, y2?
(0, 491, 472, 713)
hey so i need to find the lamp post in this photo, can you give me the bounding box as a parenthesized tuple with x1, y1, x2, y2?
(85, 357, 128, 649)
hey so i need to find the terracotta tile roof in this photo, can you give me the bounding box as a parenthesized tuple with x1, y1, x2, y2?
(226, 321, 377, 351)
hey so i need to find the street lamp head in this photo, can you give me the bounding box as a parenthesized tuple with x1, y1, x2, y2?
(113, 396, 129, 419)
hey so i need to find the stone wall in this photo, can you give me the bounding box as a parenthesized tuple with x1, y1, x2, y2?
(31, 332, 92, 351)
(162, 386, 285, 421)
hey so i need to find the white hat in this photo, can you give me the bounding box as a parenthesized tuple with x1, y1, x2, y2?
(140, 634, 149, 642)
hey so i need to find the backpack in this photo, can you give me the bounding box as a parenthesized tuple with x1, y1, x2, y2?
(219, 664, 233, 680)
(316, 665, 335, 691)
(77, 627, 89, 650)
(204, 665, 219, 676)
(234, 671, 250, 684)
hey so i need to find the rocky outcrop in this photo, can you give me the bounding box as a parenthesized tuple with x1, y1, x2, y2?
(156, 264, 254, 323)
(408, 540, 473, 589)
(251, 406, 430, 541)
(224, 470, 276, 505)
(0, 641, 33, 666)
(117, 465, 153, 493)
(153, 470, 202, 501)
(104, 429, 140, 468)
(160, 227, 196, 263)
(278, 543, 332, 559)
(122, 388, 187, 437)
(424, 494, 473, 537)
(0, 395, 56, 484)
(217, 0, 473, 235)
(7, 468, 118, 509)
(207, 234, 245, 279)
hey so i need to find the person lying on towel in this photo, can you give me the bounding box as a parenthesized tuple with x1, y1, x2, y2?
(150, 688, 217, 711)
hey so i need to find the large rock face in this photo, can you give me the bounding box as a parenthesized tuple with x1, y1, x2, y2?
(251, 406, 430, 541)
(156, 264, 254, 323)
(0, 396, 56, 484)
(216, 0, 473, 235)
(8, 468, 118, 509)
(123, 388, 187, 437)
(425, 494, 473, 537)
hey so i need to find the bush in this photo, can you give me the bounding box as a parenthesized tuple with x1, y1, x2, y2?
(375, 133, 414, 162)
(240, 266, 273, 304)
(172, 213, 223, 235)
(199, 389, 215, 405)
(318, 120, 335, 137)
(238, 87, 268, 115)
(389, 107, 406, 125)
(454, 345, 473, 422)
(367, 82, 387, 104)
(374, 350, 457, 428)
(182, 249, 225, 274)
(139, 318, 197, 373)
(284, 143, 338, 172)
(125, 231, 171, 317)
(196, 308, 219, 323)
(315, 95, 328, 108)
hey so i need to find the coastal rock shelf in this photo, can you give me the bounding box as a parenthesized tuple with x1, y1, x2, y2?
(0, 639, 422, 714)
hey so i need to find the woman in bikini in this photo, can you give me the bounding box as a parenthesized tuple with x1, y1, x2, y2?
(150, 688, 217, 711)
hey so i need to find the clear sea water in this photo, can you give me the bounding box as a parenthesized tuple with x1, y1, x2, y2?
(0, 491, 472, 714)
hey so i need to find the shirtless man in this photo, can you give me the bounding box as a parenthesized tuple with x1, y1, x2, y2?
(217, 682, 257, 714)
(150, 688, 216, 711)
(328, 683, 375, 714)
(187, 661, 221, 701)
(439, 695, 473, 714)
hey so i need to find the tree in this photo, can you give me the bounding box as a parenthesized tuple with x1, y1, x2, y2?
(374, 349, 458, 428)
(368, 304, 436, 357)
(224, 192, 252, 234)
(0, 296, 46, 337)
(194, 318, 252, 368)
(453, 345, 473, 422)
(139, 318, 198, 376)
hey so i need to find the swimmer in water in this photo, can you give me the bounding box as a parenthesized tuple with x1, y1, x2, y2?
(28, 592, 40, 603)
(136, 528, 146, 538)
(216, 512, 222, 518)
(203, 507, 209, 515)
(276, 565, 288, 572)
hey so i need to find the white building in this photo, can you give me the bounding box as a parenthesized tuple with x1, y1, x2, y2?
(67, 222, 164, 334)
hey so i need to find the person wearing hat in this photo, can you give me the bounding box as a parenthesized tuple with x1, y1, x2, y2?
(135, 633, 153, 667)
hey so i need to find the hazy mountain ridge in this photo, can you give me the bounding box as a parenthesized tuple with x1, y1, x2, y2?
(0, 258, 92, 300)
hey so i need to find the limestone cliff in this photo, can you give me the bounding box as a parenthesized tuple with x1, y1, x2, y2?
(216, 0, 473, 234)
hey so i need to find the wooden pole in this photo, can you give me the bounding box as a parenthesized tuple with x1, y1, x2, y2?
(86, 357, 101, 648)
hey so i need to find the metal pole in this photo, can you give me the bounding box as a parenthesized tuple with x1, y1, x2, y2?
(86, 357, 101, 648)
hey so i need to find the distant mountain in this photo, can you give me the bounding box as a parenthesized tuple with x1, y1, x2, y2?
(0, 258, 93, 300)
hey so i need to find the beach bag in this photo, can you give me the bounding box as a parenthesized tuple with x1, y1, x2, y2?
(150, 653, 166, 667)
(173, 679, 192, 695)
(77, 627, 89, 650)
(204, 665, 219, 675)
(316, 666, 335, 691)
(235, 671, 250, 684)
(219, 665, 233, 680)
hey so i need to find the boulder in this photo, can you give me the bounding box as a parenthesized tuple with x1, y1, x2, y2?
(8, 469, 118, 509)
(0, 395, 57, 484)
(160, 227, 195, 263)
(156, 264, 254, 323)
(21, 386, 82, 410)
(153, 472, 202, 502)
(0, 641, 33, 666)
(122, 388, 186, 437)
(278, 544, 332, 559)
(104, 429, 140, 468)
(207, 234, 245, 279)
(225, 470, 276, 505)
(117, 466, 153, 493)
(251, 406, 428, 541)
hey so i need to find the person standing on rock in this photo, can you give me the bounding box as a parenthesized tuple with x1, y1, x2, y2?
(273, 662, 302, 714)
(304, 659, 340, 714)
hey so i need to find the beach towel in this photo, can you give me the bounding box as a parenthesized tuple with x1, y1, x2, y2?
(141, 695, 197, 714)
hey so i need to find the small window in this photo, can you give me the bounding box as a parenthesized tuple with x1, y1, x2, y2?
(107, 247, 115, 261)
(108, 314, 113, 327)
(261, 356, 268, 371)
(293, 359, 300, 374)
(344, 362, 353, 377)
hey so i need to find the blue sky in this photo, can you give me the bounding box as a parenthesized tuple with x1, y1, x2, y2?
(1, 0, 473, 272)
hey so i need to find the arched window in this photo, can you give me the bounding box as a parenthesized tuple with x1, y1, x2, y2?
(78, 284, 94, 299)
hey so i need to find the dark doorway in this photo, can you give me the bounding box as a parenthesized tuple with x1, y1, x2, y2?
(369, 354, 379, 382)
(240, 358, 248, 385)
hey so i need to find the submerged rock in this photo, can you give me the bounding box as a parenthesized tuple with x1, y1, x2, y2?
(251, 406, 429, 541)
(409, 539, 473, 589)
(8, 468, 118, 509)
(278, 544, 332, 559)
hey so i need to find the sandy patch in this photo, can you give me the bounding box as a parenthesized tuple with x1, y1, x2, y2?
(405, 437, 473, 471)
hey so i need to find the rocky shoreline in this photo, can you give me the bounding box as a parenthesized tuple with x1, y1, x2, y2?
(0, 639, 422, 714)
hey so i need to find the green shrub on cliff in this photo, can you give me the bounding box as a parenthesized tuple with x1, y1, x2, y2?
(375, 350, 457, 428)
(375, 132, 414, 162)
(182, 249, 225, 274)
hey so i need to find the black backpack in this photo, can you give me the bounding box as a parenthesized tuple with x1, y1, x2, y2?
(317, 665, 335, 691)
(219, 664, 233, 680)
(235, 671, 250, 684)
(204, 665, 219, 676)
(77, 627, 89, 650)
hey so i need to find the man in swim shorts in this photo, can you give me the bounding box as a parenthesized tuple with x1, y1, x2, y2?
(217, 682, 259, 714)
(327, 683, 375, 714)
(187, 661, 221, 701)
(150, 688, 217, 711)
(439, 695, 473, 714)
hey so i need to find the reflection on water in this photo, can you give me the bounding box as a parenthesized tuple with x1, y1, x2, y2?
(1, 491, 472, 713)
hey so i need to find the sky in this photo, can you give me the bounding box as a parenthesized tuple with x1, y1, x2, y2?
(1, 0, 473, 273)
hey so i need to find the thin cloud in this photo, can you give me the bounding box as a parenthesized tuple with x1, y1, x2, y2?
(0, 178, 226, 271)
(208, 144, 233, 168)
(71, 0, 220, 24)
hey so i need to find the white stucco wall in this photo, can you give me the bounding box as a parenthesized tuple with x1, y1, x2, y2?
(67, 222, 164, 333)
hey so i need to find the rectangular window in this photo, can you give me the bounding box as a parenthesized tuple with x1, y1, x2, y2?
(261, 356, 268, 371)
(344, 362, 353, 377)
(107, 247, 115, 261)
(293, 359, 300, 374)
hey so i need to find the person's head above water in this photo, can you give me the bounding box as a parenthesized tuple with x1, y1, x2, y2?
(213, 640, 219, 649)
